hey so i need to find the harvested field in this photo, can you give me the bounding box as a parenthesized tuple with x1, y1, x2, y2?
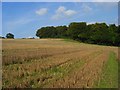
(2, 39, 118, 88)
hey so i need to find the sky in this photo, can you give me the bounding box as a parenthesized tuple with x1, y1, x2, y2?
(0, 2, 2, 36)
(2, 2, 118, 38)
(2, 0, 120, 2)
(118, 2, 120, 25)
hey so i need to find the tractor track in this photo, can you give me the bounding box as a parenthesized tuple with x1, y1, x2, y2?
(47, 50, 109, 88)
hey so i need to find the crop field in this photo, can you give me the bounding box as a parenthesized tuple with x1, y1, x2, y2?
(2, 39, 119, 88)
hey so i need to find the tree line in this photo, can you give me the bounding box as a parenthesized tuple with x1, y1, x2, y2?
(0, 33, 14, 39)
(36, 22, 120, 46)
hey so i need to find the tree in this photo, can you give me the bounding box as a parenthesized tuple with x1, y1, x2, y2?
(36, 26, 56, 38)
(84, 24, 94, 43)
(35, 22, 119, 46)
(68, 22, 87, 40)
(115, 25, 120, 46)
(108, 24, 117, 45)
(55, 26, 68, 38)
(90, 23, 109, 45)
(6, 33, 14, 39)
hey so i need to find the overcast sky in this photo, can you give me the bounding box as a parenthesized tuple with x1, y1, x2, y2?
(2, 2, 118, 38)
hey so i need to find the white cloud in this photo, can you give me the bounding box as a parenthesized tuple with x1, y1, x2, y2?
(52, 6, 77, 20)
(36, 8, 48, 15)
(52, 14, 62, 20)
(65, 10, 77, 16)
(82, 4, 92, 13)
(56, 6, 66, 13)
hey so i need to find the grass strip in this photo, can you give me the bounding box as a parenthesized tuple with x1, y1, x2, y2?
(94, 52, 118, 88)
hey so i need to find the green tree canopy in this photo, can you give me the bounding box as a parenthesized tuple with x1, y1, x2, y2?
(68, 22, 87, 40)
(36, 22, 119, 46)
(6, 33, 14, 39)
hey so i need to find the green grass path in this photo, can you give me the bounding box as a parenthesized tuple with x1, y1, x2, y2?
(94, 52, 118, 88)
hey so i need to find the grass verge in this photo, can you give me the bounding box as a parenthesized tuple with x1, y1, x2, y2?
(94, 52, 118, 88)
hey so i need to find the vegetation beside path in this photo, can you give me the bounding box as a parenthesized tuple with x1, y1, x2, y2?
(94, 52, 118, 88)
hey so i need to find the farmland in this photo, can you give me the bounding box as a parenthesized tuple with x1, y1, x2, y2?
(2, 39, 118, 88)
